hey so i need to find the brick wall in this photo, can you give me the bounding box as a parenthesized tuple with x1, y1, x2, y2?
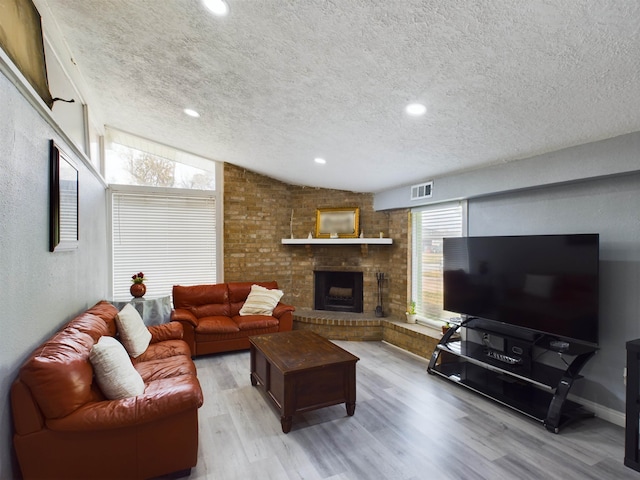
(224, 163, 409, 319)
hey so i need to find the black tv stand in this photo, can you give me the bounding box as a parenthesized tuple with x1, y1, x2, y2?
(427, 319, 598, 433)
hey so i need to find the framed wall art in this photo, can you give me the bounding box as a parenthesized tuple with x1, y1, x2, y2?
(315, 207, 360, 238)
(0, 0, 53, 107)
(49, 140, 78, 251)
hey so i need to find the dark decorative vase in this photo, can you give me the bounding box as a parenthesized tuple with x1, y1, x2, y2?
(130, 283, 146, 298)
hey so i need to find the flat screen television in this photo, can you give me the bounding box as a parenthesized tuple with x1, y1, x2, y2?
(443, 233, 599, 346)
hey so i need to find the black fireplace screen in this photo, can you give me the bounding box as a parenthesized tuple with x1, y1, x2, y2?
(314, 271, 363, 313)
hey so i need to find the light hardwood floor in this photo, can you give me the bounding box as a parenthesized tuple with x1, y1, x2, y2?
(190, 340, 638, 480)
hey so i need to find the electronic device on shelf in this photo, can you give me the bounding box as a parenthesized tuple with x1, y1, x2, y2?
(549, 340, 570, 352)
(480, 331, 532, 370)
(485, 349, 522, 365)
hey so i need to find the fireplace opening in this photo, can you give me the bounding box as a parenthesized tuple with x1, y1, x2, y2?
(314, 271, 363, 313)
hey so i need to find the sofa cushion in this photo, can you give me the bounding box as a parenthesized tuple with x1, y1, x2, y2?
(116, 304, 152, 358)
(135, 355, 197, 383)
(196, 316, 240, 334)
(191, 303, 230, 318)
(46, 374, 203, 431)
(133, 340, 192, 364)
(239, 284, 284, 316)
(173, 283, 230, 316)
(195, 325, 279, 343)
(65, 312, 111, 342)
(90, 336, 145, 399)
(233, 315, 279, 330)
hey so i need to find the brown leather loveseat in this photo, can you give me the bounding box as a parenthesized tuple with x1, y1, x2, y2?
(171, 281, 295, 356)
(11, 301, 204, 480)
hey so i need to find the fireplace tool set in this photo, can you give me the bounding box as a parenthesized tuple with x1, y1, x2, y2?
(375, 272, 385, 317)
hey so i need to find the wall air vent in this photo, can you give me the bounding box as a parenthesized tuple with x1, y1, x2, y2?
(410, 181, 433, 200)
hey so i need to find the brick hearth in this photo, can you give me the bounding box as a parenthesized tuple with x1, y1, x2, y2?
(293, 308, 441, 359)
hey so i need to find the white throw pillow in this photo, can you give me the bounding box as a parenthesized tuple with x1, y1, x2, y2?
(239, 284, 284, 316)
(115, 303, 151, 357)
(89, 336, 145, 399)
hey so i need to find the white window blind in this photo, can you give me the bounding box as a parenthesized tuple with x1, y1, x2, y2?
(411, 202, 464, 323)
(112, 191, 217, 299)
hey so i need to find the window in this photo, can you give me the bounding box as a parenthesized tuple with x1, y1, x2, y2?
(105, 128, 216, 190)
(107, 129, 221, 299)
(411, 201, 466, 326)
(111, 189, 218, 298)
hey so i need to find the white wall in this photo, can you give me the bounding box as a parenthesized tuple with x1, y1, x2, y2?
(0, 64, 109, 478)
(43, 38, 87, 154)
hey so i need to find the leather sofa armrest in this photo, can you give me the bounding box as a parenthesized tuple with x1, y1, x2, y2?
(274, 302, 295, 332)
(170, 309, 198, 356)
(148, 322, 183, 343)
(46, 375, 203, 432)
(11, 379, 44, 435)
(272, 302, 295, 319)
(171, 308, 198, 327)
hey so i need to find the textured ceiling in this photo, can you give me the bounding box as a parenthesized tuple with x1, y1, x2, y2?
(37, 0, 640, 192)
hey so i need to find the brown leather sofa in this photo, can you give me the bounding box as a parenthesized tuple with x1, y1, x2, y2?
(11, 301, 204, 480)
(171, 281, 295, 356)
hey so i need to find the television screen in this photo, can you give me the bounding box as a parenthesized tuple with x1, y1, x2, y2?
(443, 234, 599, 346)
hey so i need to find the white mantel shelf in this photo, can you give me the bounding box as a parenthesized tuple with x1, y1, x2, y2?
(281, 237, 392, 257)
(281, 238, 393, 245)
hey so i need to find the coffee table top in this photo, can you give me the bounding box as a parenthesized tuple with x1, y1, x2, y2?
(249, 330, 359, 374)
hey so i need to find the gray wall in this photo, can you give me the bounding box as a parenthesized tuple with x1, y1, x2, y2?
(375, 131, 640, 417)
(468, 173, 640, 412)
(375, 132, 640, 211)
(0, 70, 109, 478)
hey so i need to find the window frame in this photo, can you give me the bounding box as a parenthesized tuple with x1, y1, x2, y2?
(410, 200, 467, 328)
(108, 171, 223, 300)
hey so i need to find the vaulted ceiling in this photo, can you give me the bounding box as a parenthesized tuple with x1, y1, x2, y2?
(36, 0, 640, 192)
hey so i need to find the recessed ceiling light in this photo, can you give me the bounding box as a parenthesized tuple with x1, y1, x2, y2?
(184, 108, 200, 118)
(405, 103, 427, 116)
(203, 0, 229, 16)
(314, 157, 326, 165)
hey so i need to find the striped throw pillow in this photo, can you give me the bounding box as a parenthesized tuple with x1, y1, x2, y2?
(239, 284, 284, 316)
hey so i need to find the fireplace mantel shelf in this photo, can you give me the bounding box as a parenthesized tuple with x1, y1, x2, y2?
(281, 238, 393, 245)
(281, 237, 392, 257)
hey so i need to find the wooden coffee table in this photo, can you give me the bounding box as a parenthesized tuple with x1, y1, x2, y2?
(249, 330, 359, 433)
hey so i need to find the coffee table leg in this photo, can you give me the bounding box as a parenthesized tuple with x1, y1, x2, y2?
(346, 364, 356, 416)
(249, 344, 257, 386)
(346, 402, 356, 416)
(281, 415, 293, 433)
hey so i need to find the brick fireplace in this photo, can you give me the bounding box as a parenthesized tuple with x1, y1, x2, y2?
(223, 163, 409, 319)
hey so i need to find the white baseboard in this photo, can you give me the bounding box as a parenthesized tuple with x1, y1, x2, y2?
(569, 394, 625, 427)
(381, 337, 626, 428)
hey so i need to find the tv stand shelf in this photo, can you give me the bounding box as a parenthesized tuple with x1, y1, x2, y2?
(428, 323, 598, 433)
(437, 340, 571, 390)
